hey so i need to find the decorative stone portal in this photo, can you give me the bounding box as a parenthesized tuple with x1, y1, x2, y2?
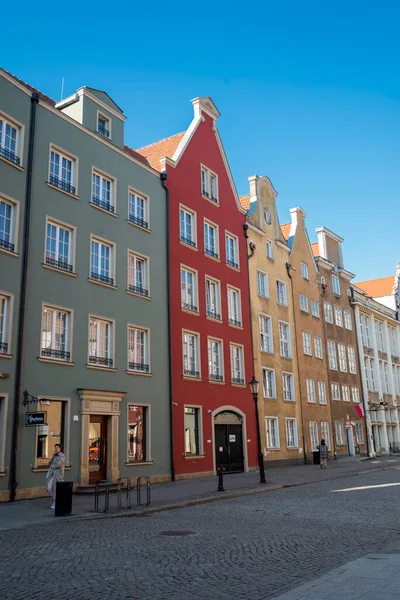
(213, 409, 246, 474)
(78, 389, 126, 486)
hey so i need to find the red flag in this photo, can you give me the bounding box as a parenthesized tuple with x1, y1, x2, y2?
(356, 403, 364, 418)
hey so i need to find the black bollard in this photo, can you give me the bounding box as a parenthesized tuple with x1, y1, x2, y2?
(217, 467, 224, 492)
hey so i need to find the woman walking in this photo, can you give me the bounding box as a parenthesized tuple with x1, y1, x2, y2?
(318, 439, 328, 469)
(46, 444, 65, 509)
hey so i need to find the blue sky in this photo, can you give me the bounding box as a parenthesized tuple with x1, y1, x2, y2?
(4, 0, 399, 280)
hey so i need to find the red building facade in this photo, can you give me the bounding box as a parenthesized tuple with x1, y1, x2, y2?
(137, 97, 258, 477)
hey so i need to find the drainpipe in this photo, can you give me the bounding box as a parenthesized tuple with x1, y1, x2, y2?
(9, 93, 39, 502)
(160, 171, 175, 482)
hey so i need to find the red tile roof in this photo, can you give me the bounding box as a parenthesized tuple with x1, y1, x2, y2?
(355, 276, 395, 298)
(280, 223, 291, 240)
(240, 195, 251, 211)
(123, 144, 150, 166)
(136, 132, 186, 171)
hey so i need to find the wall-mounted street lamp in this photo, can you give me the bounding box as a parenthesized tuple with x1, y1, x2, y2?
(249, 376, 266, 484)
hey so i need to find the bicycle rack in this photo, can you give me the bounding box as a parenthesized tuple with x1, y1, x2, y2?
(117, 477, 132, 509)
(136, 476, 151, 506)
(94, 480, 109, 513)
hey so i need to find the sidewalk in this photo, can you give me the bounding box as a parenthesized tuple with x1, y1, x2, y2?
(1, 455, 399, 531)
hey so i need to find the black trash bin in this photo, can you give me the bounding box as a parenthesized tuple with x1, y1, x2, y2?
(55, 481, 73, 517)
(313, 451, 320, 465)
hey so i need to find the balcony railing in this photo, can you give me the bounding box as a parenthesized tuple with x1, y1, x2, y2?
(0, 145, 20, 166)
(0, 238, 15, 253)
(180, 235, 196, 247)
(229, 317, 242, 327)
(0, 342, 8, 353)
(209, 373, 224, 382)
(202, 189, 209, 197)
(226, 258, 239, 269)
(49, 174, 76, 195)
(45, 256, 73, 273)
(89, 356, 113, 367)
(129, 284, 149, 297)
(128, 213, 149, 230)
(92, 196, 115, 213)
(205, 246, 219, 259)
(129, 362, 149, 372)
(184, 369, 200, 378)
(98, 124, 110, 138)
(211, 196, 218, 204)
(41, 348, 70, 361)
(91, 272, 114, 286)
(232, 377, 244, 385)
(207, 309, 221, 320)
(182, 302, 198, 313)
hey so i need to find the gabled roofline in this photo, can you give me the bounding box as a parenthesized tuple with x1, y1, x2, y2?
(56, 88, 126, 121)
(315, 226, 344, 244)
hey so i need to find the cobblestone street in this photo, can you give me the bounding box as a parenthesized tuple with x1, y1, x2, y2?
(2, 467, 400, 599)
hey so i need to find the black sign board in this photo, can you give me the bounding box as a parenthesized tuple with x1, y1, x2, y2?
(25, 412, 47, 427)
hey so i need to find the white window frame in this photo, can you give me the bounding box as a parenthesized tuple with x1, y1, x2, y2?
(324, 302, 333, 324)
(44, 217, 76, 274)
(334, 306, 343, 327)
(299, 294, 309, 313)
(355, 422, 364, 444)
(127, 250, 150, 298)
(40, 303, 73, 363)
(34, 396, 71, 469)
(204, 219, 220, 259)
(338, 343, 348, 372)
(302, 331, 312, 356)
(179, 204, 197, 248)
(128, 188, 149, 231)
(342, 385, 351, 402)
(0, 193, 20, 256)
(227, 286, 242, 328)
(344, 310, 352, 331)
(257, 270, 269, 298)
(364, 357, 376, 391)
(276, 280, 288, 306)
(259, 313, 273, 353)
(279, 321, 292, 358)
(90, 235, 116, 287)
(331, 383, 341, 401)
(379, 360, 389, 394)
(309, 421, 319, 450)
(328, 340, 338, 370)
(321, 422, 330, 449)
(265, 417, 280, 449)
(311, 300, 320, 318)
(282, 372, 295, 402)
(285, 418, 298, 448)
(318, 381, 327, 404)
(389, 326, 399, 357)
(0, 291, 14, 356)
(181, 265, 199, 313)
(335, 421, 345, 446)
(205, 276, 221, 321)
(262, 368, 276, 399)
(375, 320, 385, 352)
(360, 313, 371, 347)
(184, 405, 203, 456)
(182, 329, 201, 379)
(48, 144, 78, 197)
(314, 336, 323, 359)
(0, 110, 24, 168)
(348, 346, 357, 374)
(352, 387, 360, 403)
(306, 378, 316, 403)
(88, 314, 115, 369)
(301, 262, 309, 280)
(266, 239, 274, 260)
(332, 274, 341, 296)
(91, 167, 116, 213)
(127, 325, 150, 374)
(207, 336, 224, 382)
(230, 343, 245, 385)
(225, 231, 239, 269)
(200, 164, 219, 204)
(97, 111, 111, 139)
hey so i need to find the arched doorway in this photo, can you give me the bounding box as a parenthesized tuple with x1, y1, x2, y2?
(214, 411, 244, 473)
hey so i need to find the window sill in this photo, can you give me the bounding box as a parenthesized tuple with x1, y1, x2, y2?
(31, 466, 72, 473)
(283, 399, 296, 403)
(90, 202, 118, 218)
(257, 294, 270, 300)
(86, 364, 117, 372)
(202, 193, 220, 207)
(300, 309, 309, 314)
(260, 350, 274, 356)
(228, 323, 243, 331)
(179, 239, 198, 251)
(182, 376, 203, 382)
(0, 247, 19, 258)
(231, 383, 246, 388)
(226, 263, 240, 273)
(266, 447, 280, 451)
(280, 355, 293, 360)
(181, 308, 200, 317)
(46, 182, 79, 200)
(204, 253, 221, 263)
(0, 353, 13, 360)
(286, 446, 299, 450)
(185, 454, 206, 460)
(206, 316, 223, 324)
(124, 461, 154, 466)
(277, 303, 288, 308)
(42, 263, 77, 277)
(312, 314, 321, 319)
(126, 289, 152, 301)
(264, 397, 277, 401)
(126, 370, 153, 377)
(88, 278, 117, 291)
(0, 155, 24, 171)
(208, 379, 226, 385)
(38, 358, 74, 367)
(127, 219, 151, 234)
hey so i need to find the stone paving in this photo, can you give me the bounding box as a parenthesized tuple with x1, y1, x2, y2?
(1, 467, 400, 599)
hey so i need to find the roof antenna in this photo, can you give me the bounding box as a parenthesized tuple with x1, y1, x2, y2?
(60, 77, 65, 101)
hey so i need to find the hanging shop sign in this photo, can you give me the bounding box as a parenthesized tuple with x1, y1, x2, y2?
(25, 412, 47, 427)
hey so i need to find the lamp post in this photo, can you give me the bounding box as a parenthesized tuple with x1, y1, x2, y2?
(249, 376, 266, 484)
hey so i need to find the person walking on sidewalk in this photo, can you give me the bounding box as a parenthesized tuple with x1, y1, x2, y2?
(46, 444, 65, 509)
(317, 439, 328, 469)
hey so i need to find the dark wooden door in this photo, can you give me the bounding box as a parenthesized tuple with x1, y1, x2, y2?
(215, 423, 244, 473)
(89, 416, 107, 483)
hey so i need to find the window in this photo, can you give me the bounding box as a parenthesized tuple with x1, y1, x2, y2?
(181, 267, 198, 313)
(230, 344, 244, 385)
(299, 294, 309, 312)
(266, 418, 279, 449)
(314, 336, 323, 359)
(92, 170, 115, 213)
(228, 287, 242, 327)
(302, 331, 312, 355)
(97, 114, 110, 138)
(279, 322, 292, 358)
(262, 368, 276, 399)
(184, 407, 201, 455)
(204, 221, 219, 258)
(208, 338, 224, 381)
(332, 274, 340, 295)
(331, 383, 341, 401)
(334, 306, 343, 327)
(311, 300, 320, 318)
(129, 190, 148, 230)
(276, 280, 287, 306)
(257, 270, 269, 298)
(0, 197, 18, 254)
(0, 113, 20, 165)
(0, 293, 12, 355)
(393, 364, 400, 395)
(264, 207, 272, 224)
(389, 326, 399, 357)
(321, 422, 330, 449)
(88, 316, 113, 367)
(344, 310, 352, 330)
(318, 381, 327, 404)
(364, 357, 376, 391)
(285, 418, 298, 448)
(201, 166, 218, 203)
(360, 314, 371, 347)
(355, 422, 364, 444)
(128, 251, 149, 297)
(342, 385, 351, 402)
(45, 219, 74, 273)
(301, 263, 309, 280)
(259, 314, 273, 353)
(352, 387, 360, 403)
(179, 207, 196, 247)
(338, 344, 347, 372)
(306, 379, 316, 403)
(128, 405, 147, 462)
(128, 326, 149, 373)
(182, 331, 200, 378)
(266, 239, 274, 259)
(328, 341, 338, 370)
(90, 237, 115, 286)
(379, 360, 389, 394)
(282, 373, 295, 401)
(348, 347, 357, 374)
(225, 233, 239, 269)
(205, 278, 221, 320)
(335, 422, 345, 445)
(324, 303, 333, 324)
(35, 400, 66, 468)
(309, 422, 318, 450)
(49, 147, 77, 197)
(41, 305, 72, 362)
(375, 320, 385, 352)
